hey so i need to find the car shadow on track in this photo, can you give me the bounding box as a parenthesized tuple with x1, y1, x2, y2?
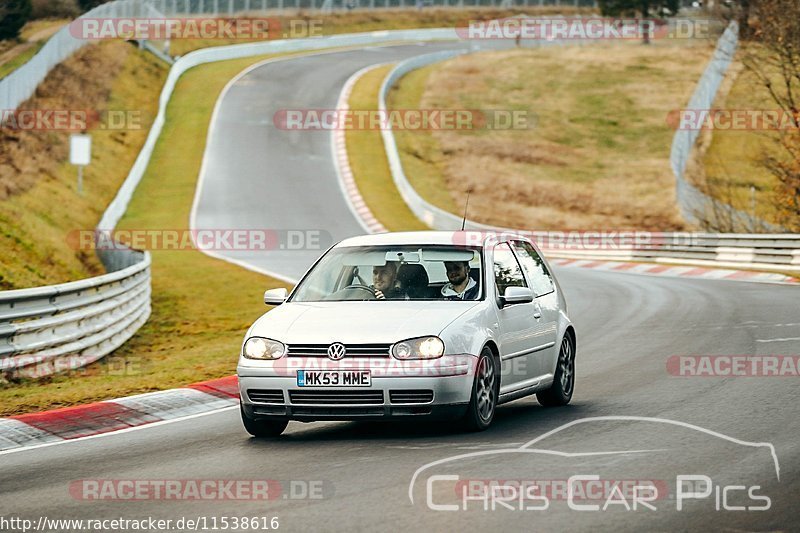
(242, 400, 597, 444)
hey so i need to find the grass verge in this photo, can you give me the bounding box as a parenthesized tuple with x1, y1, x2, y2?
(0, 54, 296, 415)
(693, 48, 786, 227)
(346, 64, 428, 232)
(387, 63, 462, 217)
(0, 42, 44, 79)
(0, 41, 167, 289)
(0, 18, 68, 79)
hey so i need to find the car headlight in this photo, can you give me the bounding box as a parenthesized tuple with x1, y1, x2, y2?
(243, 337, 286, 360)
(392, 336, 444, 360)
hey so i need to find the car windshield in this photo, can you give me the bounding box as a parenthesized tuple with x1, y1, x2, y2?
(290, 245, 483, 302)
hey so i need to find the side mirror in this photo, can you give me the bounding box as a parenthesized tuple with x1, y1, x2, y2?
(264, 287, 288, 306)
(501, 286, 534, 306)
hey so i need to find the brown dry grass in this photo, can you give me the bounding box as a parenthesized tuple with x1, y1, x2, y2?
(395, 40, 715, 230)
(0, 43, 124, 199)
(0, 41, 167, 289)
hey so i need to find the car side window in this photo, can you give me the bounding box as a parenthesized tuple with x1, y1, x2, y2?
(493, 243, 527, 298)
(511, 241, 555, 296)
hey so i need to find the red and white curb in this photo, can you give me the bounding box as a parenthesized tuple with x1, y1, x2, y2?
(332, 63, 389, 235)
(547, 257, 798, 284)
(0, 376, 239, 453)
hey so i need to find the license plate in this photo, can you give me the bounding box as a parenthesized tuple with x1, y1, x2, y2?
(297, 370, 371, 387)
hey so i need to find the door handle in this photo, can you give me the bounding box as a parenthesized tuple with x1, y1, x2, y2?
(533, 312, 542, 319)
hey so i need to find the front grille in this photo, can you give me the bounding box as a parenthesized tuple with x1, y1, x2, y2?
(289, 390, 384, 405)
(390, 390, 434, 404)
(247, 389, 285, 404)
(287, 344, 391, 358)
(291, 406, 384, 417)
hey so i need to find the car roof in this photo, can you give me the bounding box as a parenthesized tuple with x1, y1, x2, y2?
(335, 231, 532, 248)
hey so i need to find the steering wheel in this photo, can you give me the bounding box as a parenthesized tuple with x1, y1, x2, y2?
(343, 284, 377, 296)
(331, 284, 377, 300)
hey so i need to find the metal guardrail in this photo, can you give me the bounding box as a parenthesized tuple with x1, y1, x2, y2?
(0, 248, 151, 379)
(669, 22, 782, 232)
(377, 53, 800, 274)
(0, 0, 161, 112)
(537, 234, 800, 272)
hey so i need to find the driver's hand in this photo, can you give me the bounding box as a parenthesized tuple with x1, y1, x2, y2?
(375, 290, 386, 300)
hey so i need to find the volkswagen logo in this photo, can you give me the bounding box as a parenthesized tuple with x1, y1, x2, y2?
(327, 342, 346, 361)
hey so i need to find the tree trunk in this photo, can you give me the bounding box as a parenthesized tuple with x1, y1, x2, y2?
(738, 0, 752, 40)
(641, 0, 651, 44)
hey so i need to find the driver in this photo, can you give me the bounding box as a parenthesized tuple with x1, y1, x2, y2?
(442, 261, 479, 300)
(372, 262, 404, 300)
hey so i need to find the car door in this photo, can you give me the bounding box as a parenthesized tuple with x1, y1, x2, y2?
(492, 242, 553, 395)
(511, 240, 560, 380)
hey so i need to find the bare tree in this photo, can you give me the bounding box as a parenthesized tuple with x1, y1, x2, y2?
(0, 0, 32, 41)
(740, 0, 800, 230)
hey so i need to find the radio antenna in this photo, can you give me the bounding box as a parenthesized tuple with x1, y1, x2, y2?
(460, 191, 471, 231)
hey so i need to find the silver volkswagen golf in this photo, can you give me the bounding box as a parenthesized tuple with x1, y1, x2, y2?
(238, 231, 576, 436)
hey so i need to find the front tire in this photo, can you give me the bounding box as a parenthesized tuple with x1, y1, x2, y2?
(537, 334, 575, 407)
(241, 405, 288, 437)
(461, 347, 499, 431)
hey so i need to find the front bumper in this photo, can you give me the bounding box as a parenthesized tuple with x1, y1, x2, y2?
(238, 355, 477, 421)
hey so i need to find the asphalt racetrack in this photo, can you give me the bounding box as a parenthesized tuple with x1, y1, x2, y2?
(2, 43, 798, 532)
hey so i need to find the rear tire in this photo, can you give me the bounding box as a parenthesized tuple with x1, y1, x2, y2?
(537, 334, 575, 407)
(461, 347, 499, 431)
(241, 405, 288, 437)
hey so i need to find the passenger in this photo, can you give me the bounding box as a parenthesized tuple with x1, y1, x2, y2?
(372, 262, 404, 300)
(442, 261, 479, 300)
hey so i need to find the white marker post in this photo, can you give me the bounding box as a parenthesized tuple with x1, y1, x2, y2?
(70, 134, 91, 195)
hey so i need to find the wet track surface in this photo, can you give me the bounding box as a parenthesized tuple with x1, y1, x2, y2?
(2, 43, 798, 532)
